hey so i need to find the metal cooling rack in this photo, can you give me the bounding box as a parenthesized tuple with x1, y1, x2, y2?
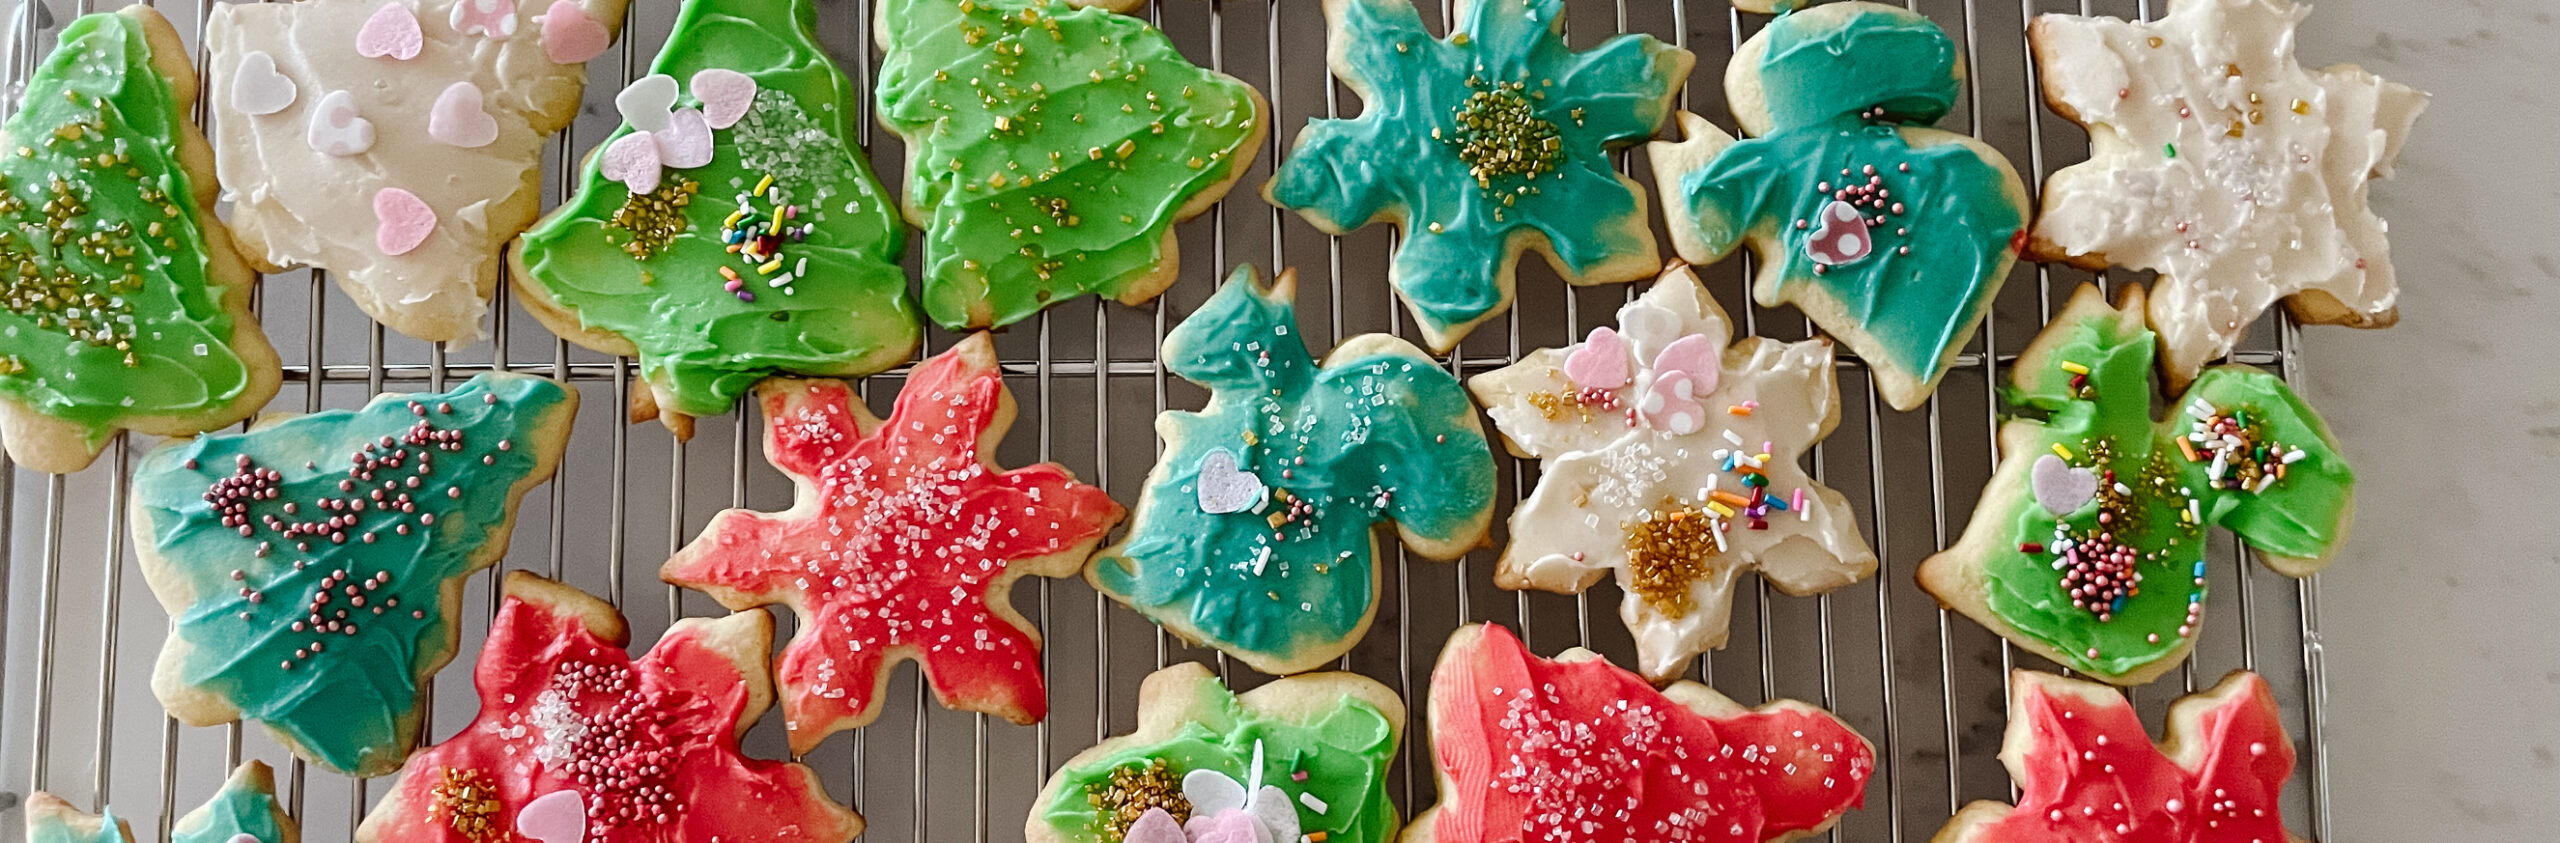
(0, 0, 2338, 841)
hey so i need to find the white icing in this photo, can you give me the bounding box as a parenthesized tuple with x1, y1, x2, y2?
(207, 0, 625, 343)
(1469, 264, 1879, 681)
(2031, 0, 2426, 379)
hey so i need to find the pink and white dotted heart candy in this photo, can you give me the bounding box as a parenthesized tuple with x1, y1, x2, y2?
(354, 3, 423, 60)
(1561, 326, 1630, 391)
(372, 188, 436, 256)
(448, 0, 518, 40)
(1805, 199, 1872, 266)
(1650, 333, 1720, 395)
(535, 0, 609, 64)
(1639, 370, 1706, 436)
(305, 90, 376, 156)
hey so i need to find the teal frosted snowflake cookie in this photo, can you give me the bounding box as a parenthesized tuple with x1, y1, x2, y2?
(1266, 0, 1691, 351)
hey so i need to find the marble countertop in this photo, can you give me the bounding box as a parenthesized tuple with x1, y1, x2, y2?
(2292, 0, 2560, 837)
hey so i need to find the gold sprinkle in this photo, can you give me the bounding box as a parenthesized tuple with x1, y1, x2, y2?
(1624, 499, 1724, 619)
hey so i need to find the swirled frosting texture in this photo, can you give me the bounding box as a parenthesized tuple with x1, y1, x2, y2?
(1266, 0, 1688, 351)
(134, 374, 574, 776)
(515, 0, 915, 419)
(1467, 264, 1876, 682)
(1088, 266, 1494, 674)
(1919, 285, 2352, 684)
(2029, 0, 2426, 382)
(875, 0, 1262, 330)
(0, 9, 269, 460)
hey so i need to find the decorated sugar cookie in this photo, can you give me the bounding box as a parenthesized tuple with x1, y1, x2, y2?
(662, 333, 1123, 752)
(21, 794, 136, 843)
(208, 0, 631, 343)
(1917, 284, 2353, 685)
(133, 373, 576, 777)
(1409, 624, 1874, 843)
(873, 0, 1266, 330)
(172, 762, 301, 843)
(1266, 0, 1691, 352)
(0, 7, 281, 474)
(513, 0, 917, 435)
(1649, 1, 2030, 412)
(1933, 671, 2301, 843)
(1088, 265, 1495, 675)
(2027, 0, 2427, 385)
(1029, 661, 1403, 843)
(1468, 263, 1877, 682)
(356, 573, 867, 843)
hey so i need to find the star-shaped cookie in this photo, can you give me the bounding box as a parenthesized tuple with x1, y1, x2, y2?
(1265, 0, 1691, 351)
(1934, 670, 2301, 843)
(2027, 0, 2428, 384)
(172, 762, 300, 843)
(1410, 624, 1873, 843)
(1468, 263, 1877, 682)
(356, 573, 867, 843)
(662, 333, 1123, 753)
(133, 373, 576, 776)
(20, 794, 135, 843)
(1087, 265, 1496, 675)
(209, 0, 632, 342)
(1918, 284, 2354, 685)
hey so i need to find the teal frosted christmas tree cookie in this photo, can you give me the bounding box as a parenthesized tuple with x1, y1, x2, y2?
(513, 0, 915, 437)
(1919, 284, 2354, 685)
(20, 794, 134, 843)
(1267, 0, 1691, 351)
(1650, 1, 2029, 411)
(1087, 266, 1495, 674)
(133, 373, 576, 776)
(0, 7, 279, 473)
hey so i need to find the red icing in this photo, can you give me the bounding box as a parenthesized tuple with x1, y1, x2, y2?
(1962, 672, 2293, 843)
(1430, 624, 1873, 843)
(381, 587, 861, 842)
(661, 338, 1122, 749)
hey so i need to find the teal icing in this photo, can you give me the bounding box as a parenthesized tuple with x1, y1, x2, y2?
(27, 807, 125, 843)
(1669, 4, 2020, 391)
(1090, 267, 1493, 666)
(133, 374, 571, 775)
(171, 777, 283, 843)
(1266, 0, 1686, 341)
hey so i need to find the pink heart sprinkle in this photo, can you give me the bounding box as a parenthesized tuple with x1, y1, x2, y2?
(426, 82, 499, 148)
(537, 0, 609, 64)
(372, 188, 436, 256)
(1124, 808, 1185, 843)
(1561, 326, 1630, 390)
(652, 107, 713, 169)
(1185, 811, 1263, 843)
(691, 68, 758, 129)
(1805, 198, 1873, 266)
(354, 3, 423, 60)
(1640, 370, 1706, 436)
(513, 789, 585, 843)
(1651, 333, 1720, 394)
(598, 130, 663, 194)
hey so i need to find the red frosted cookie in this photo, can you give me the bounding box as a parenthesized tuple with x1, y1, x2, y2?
(1933, 670, 2300, 843)
(355, 573, 863, 843)
(662, 332, 1124, 753)
(1410, 623, 1874, 843)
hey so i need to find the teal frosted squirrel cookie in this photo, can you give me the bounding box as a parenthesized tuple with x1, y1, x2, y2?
(172, 762, 300, 843)
(1918, 284, 2354, 685)
(0, 7, 280, 474)
(1650, 1, 2028, 411)
(1087, 265, 1495, 674)
(1266, 0, 1691, 351)
(133, 373, 576, 776)
(512, 0, 917, 437)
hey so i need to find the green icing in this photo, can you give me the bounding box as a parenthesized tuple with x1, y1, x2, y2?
(1666, 4, 2020, 396)
(1978, 295, 2353, 678)
(133, 374, 571, 775)
(1090, 266, 1492, 668)
(1266, 0, 1686, 344)
(171, 777, 282, 843)
(1043, 672, 1398, 843)
(0, 11, 256, 437)
(875, 0, 1261, 330)
(516, 0, 915, 419)
(26, 807, 125, 843)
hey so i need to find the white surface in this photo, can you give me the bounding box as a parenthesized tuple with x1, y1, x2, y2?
(2293, 0, 2560, 838)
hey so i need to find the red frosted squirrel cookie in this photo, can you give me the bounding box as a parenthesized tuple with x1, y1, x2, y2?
(1409, 623, 1874, 843)
(356, 573, 864, 843)
(662, 333, 1123, 753)
(1933, 670, 2301, 843)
